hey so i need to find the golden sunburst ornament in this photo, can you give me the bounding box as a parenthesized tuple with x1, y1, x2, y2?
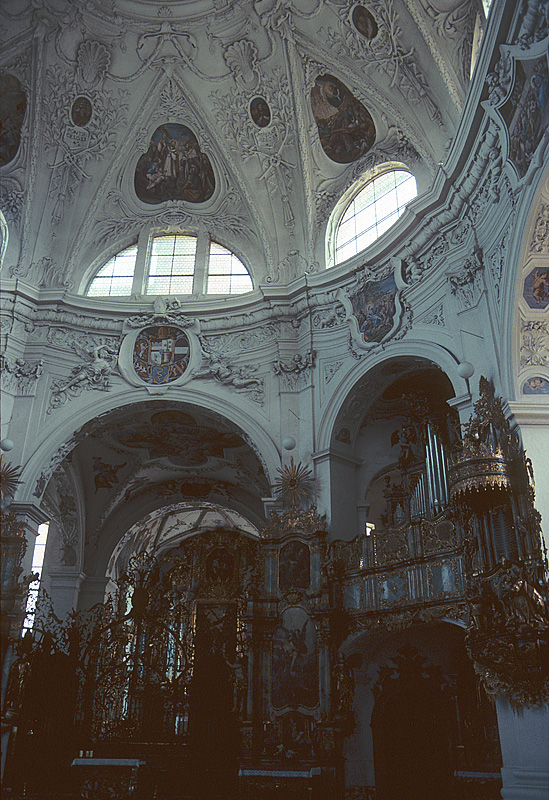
(274, 457, 314, 507)
(0, 455, 22, 502)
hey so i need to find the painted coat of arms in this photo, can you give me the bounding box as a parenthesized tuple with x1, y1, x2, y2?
(133, 325, 190, 384)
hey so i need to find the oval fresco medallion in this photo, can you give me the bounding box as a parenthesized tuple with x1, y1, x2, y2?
(134, 123, 215, 204)
(352, 5, 378, 39)
(71, 96, 93, 127)
(133, 325, 191, 385)
(250, 96, 271, 127)
(0, 72, 27, 167)
(523, 376, 549, 395)
(523, 266, 549, 309)
(311, 74, 375, 163)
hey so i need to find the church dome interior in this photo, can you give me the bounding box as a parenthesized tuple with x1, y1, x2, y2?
(1, 0, 548, 798)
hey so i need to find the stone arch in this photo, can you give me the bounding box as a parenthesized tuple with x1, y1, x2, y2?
(316, 342, 470, 456)
(16, 387, 281, 506)
(337, 622, 501, 796)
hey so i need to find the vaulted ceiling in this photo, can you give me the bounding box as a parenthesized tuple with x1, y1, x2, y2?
(1, 0, 484, 286)
(42, 401, 270, 572)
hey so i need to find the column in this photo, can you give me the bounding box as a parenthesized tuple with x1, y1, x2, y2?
(77, 576, 115, 612)
(507, 403, 549, 557)
(497, 698, 549, 800)
(312, 448, 363, 541)
(48, 572, 86, 620)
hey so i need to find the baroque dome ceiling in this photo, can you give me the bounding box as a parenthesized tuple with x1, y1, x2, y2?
(1, 0, 483, 287)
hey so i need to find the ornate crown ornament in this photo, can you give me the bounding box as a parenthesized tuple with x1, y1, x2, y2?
(447, 377, 517, 499)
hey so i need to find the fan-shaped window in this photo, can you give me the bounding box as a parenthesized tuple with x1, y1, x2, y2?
(85, 234, 253, 297)
(87, 245, 138, 297)
(334, 169, 417, 265)
(207, 242, 253, 294)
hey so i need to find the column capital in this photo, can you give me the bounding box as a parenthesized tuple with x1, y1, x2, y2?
(9, 501, 49, 527)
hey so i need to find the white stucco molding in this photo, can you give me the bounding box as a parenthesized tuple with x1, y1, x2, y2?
(506, 401, 549, 427)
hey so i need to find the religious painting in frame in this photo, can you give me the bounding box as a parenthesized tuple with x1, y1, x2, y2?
(133, 325, 191, 385)
(271, 606, 318, 710)
(278, 540, 311, 593)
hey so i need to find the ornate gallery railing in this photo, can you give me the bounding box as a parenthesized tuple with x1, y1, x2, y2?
(333, 514, 466, 627)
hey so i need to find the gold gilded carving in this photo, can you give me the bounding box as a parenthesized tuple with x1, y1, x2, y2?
(261, 504, 327, 540)
(421, 518, 457, 555)
(374, 524, 409, 565)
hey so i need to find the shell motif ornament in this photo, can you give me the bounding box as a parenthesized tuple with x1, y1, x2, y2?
(77, 40, 111, 86)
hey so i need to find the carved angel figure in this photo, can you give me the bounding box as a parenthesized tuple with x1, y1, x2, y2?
(49, 343, 119, 412)
(64, 345, 117, 392)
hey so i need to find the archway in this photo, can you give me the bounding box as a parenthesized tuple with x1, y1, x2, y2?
(371, 659, 454, 799)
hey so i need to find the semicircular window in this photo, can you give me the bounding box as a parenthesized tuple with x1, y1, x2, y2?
(311, 74, 375, 164)
(134, 123, 215, 204)
(87, 244, 138, 297)
(85, 234, 253, 297)
(335, 169, 417, 264)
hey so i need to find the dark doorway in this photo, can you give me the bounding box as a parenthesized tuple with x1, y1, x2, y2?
(372, 676, 454, 800)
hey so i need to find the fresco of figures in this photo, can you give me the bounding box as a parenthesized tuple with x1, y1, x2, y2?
(350, 274, 398, 344)
(523, 266, 549, 309)
(501, 56, 549, 178)
(134, 123, 215, 204)
(311, 74, 376, 164)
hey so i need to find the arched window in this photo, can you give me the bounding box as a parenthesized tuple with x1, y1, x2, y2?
(333, 169, 417, 265)
(87, 245, 138, 297)
(85, 234, 253, 297)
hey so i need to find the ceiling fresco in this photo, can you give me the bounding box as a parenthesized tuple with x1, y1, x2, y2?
(0, 0, 479, 281)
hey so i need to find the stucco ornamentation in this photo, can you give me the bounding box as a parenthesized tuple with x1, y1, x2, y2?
(447, 249, 485, 312)
(530, 203, 549, 254)
(0, 356, 43, 396)
(273, 351, 316, 388)
(48, 342, 120, 414)
(192, 346, 264, 403)
(520, 319, 548, 368)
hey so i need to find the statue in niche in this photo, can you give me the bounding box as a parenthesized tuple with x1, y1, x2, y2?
(134, 123, 215, 204)
(310, 74, 375, 163)
(332, 653, 355, 715)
